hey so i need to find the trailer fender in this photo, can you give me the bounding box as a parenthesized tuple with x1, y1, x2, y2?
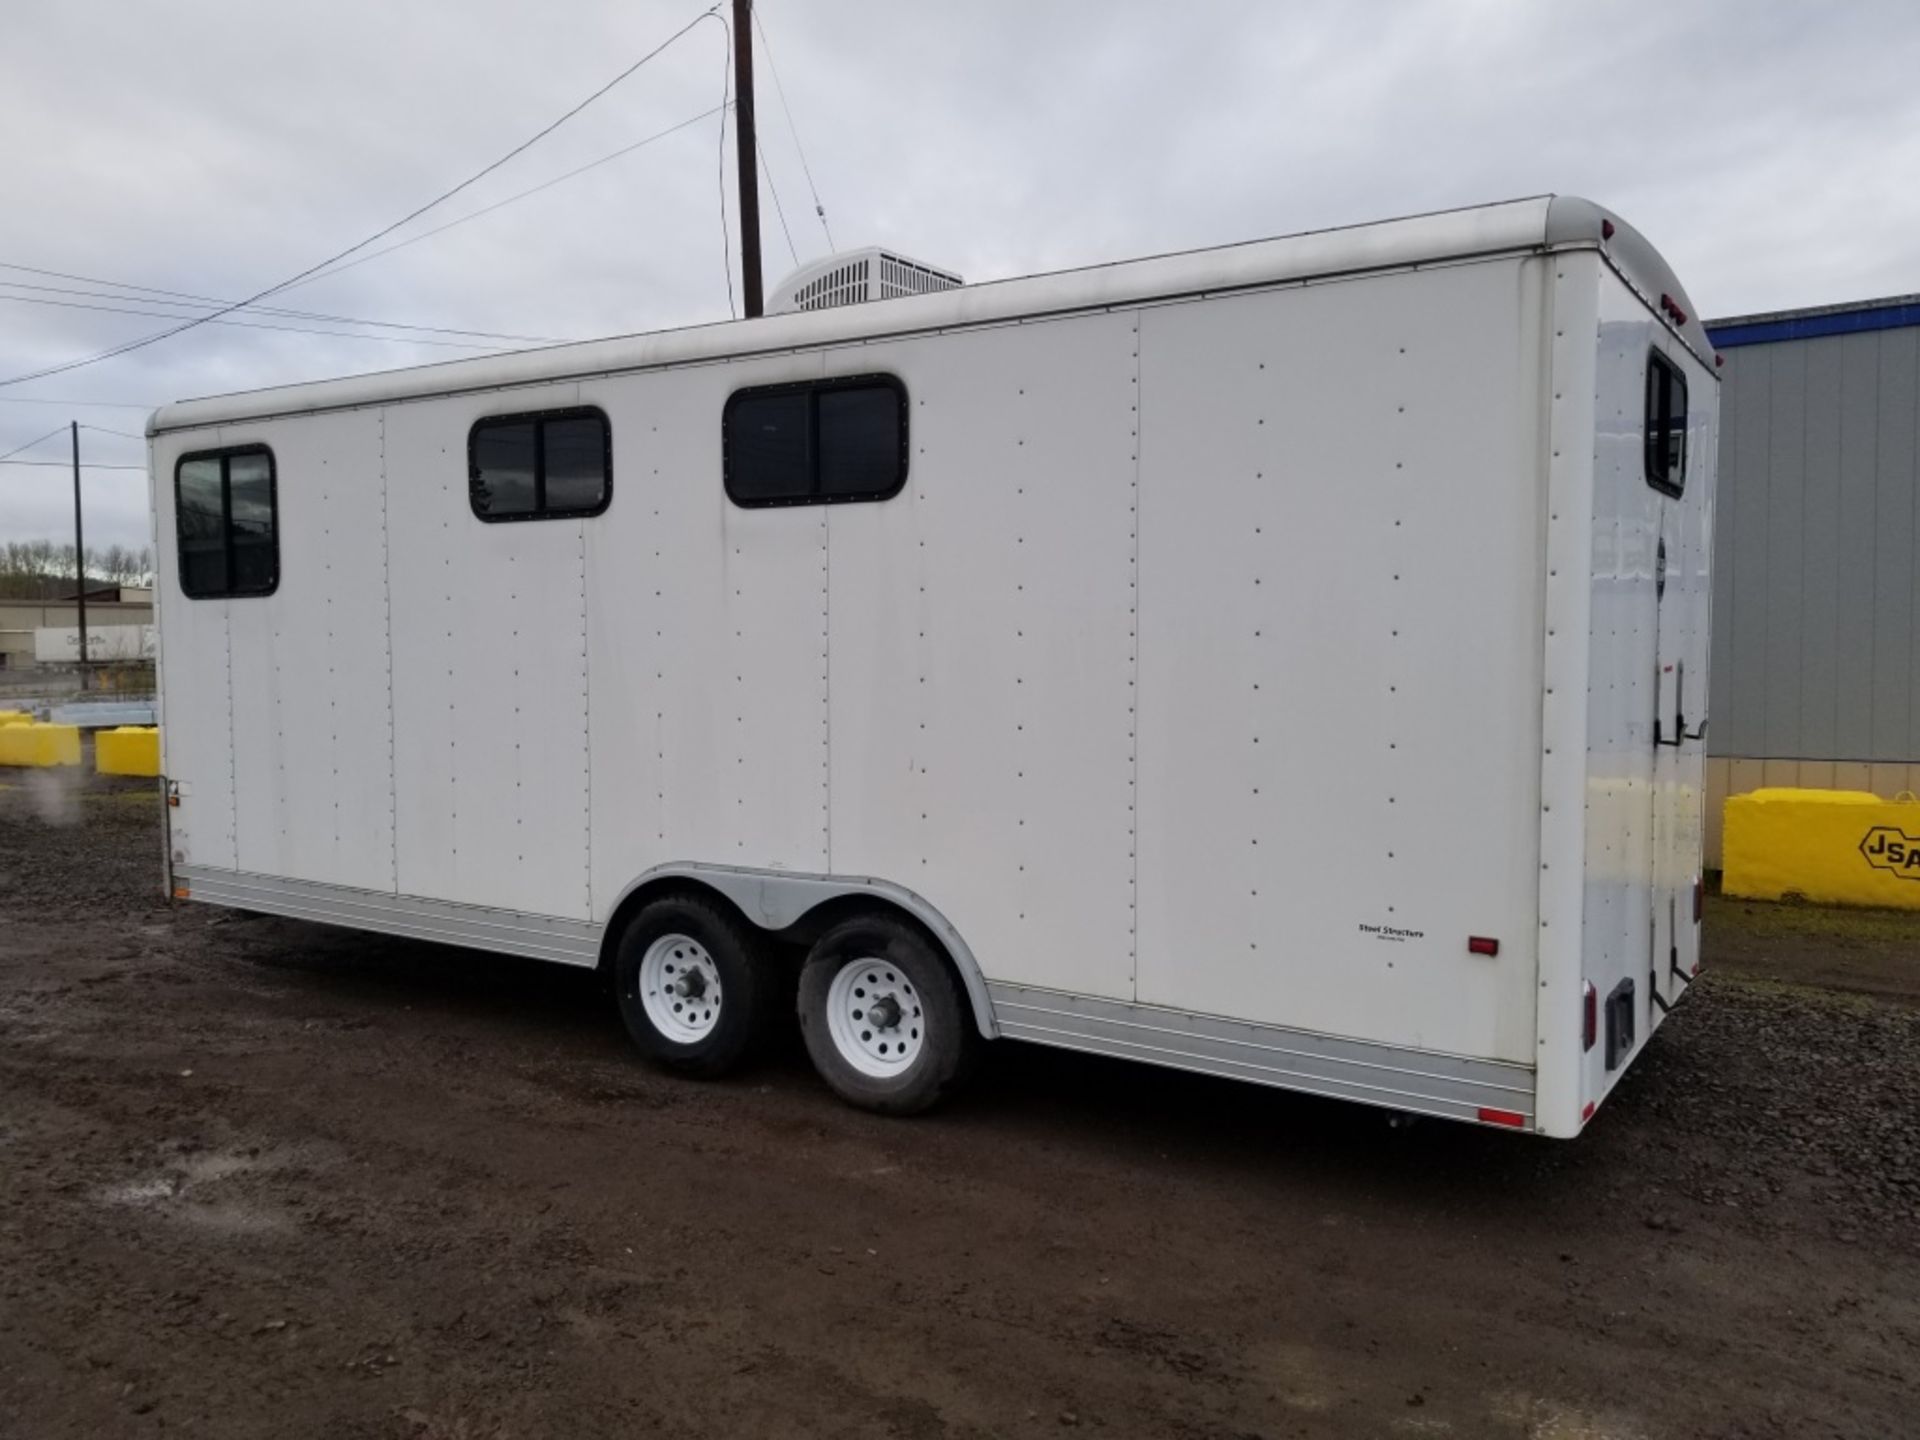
(603, 864, 999, 1039)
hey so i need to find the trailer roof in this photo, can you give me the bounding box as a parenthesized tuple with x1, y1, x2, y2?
(150, 194, 1711, 436)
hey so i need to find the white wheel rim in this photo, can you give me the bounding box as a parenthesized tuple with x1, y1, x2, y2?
(638, 934, 723, 1044)
(825, 956, 925, 1079)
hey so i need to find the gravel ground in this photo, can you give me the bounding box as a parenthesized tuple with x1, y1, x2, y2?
(2, 770, 1918, 1439)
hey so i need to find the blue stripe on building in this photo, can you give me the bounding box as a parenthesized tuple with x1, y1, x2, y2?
(1710, 301, 1920, 349)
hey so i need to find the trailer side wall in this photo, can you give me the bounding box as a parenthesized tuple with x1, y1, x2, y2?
(156, 253, 1559, 1085)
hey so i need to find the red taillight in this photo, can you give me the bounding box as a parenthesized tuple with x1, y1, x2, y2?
(1477, 1107, 1526, 1129)
(1468, 935, 1499, 956)
(1582, 981, 1597, 1051)
(1581, 1101, 1596, 1123)
(1693, 877, 1704, 925)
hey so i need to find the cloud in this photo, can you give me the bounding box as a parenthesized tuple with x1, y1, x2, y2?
(2, 0, 1917, 548)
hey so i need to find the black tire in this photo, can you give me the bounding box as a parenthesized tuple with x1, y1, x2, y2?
(613, 893, 769, 1078)
(797, 914, 977, 1115)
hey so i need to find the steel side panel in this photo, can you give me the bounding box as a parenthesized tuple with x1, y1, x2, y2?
(1872, 328, 1918, 762)
(1136, 259, 1545, 1063)
(1571, 268, 1720, 1125)
(1833, 337, 1881, 762)
(1534, 257, 1599, 1137)
(1761, 346, 1807, 758)
(150, 429, 238, 872)
(1797, 339, 1842, 760)
(386, 386, 592, 918)
(1576, 274, 1657, 1112)
(1725, 345, 1772, 759)
(821, 319, 1139, 999)
(228, 411, 396, 891)
(584, 367, 736, 894)
(583, 355, 830, 909)
(715, 367, 832, 876)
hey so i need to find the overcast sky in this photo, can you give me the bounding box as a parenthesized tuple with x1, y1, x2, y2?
(2, 0, 1916, 552)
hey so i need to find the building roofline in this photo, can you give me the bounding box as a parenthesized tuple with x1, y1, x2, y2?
(1707, 294, 1920, 349)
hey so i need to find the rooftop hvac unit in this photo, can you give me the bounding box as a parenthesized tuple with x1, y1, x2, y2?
(767, 248, 963, 315)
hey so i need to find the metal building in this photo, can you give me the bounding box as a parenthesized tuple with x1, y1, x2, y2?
(1706, 295, 1920, 865)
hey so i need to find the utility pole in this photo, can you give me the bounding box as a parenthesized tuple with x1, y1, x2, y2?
(732, 0, 764, 317)
(71, 420, 89, 691)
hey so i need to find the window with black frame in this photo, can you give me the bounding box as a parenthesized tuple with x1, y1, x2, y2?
(469, 406, 611, 521)
(724, 375, 907, 507)
(174, 446, 278, 598)
(1644, 349, 1687, 496)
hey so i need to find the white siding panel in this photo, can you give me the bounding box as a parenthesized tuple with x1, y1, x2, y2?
(827, 318, 1140, 999)
(1136, 260, 1545, 1062)
(586, 370, 729, 900)
(586, 355, 830, 913)
(719, 402, 831, 874)
(151, 433, 236, 872)
(228, 411, 395, 891)
(387, 385, 591, 918)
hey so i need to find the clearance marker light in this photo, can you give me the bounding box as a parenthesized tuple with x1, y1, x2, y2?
(1477, 1107, 1525, 1128)
(1601, 219, 1615, 240)
(1581, 1101, 1596, 1123)
(1468, 935, 1499, 956)
(1582, 981, 1598, 1051)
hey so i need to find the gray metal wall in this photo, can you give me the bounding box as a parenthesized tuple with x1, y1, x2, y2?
(1710, 324, 1920, 763)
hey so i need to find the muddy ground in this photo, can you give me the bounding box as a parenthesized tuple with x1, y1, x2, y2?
(1, 772, 1917, 1439)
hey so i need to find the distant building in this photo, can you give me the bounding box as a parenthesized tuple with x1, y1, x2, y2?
(1705, 295, 1920, 865)
(0, 584, 154, 674)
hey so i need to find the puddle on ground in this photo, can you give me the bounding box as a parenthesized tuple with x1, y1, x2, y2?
(1490, 1392, 1648, 1440)
(98, 1141, 324, 1238)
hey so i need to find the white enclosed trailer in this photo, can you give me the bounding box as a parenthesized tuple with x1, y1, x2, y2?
(149, 195, 1718, 1135)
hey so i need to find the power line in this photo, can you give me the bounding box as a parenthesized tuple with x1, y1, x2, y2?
(757, 133, 800, 269)
(0, 292, 513, 349)
(715, 10, 735, 319)
(78, 423, 145, 441)
(0, 3, 720, 390)
(0, 426, 66, 463)
(0, 397, 153, 408)
(753, 2, 833, 250)
(0, 266, 569, 344)
(0, 459, 145, 471)
(275, 104, 726, 296)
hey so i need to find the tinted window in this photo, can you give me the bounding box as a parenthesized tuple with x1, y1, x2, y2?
(228, 451, 277, 593)
(724, 376, 906, 507)
(1645, 350, 1687, 496)
(818, 386, 902, 499)
(472, 422, 537, 517)
(176, 457, 228, 597)
(727, 391, 812, 503)
(469, 407, 609, 521)
(174, 447, 277, 599)
(544, 416, 608, 513)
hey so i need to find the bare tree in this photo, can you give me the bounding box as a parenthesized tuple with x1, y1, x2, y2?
(0, 539, 155, 597)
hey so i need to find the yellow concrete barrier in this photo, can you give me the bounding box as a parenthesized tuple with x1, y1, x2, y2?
(0, 710, 30, 726)
(1723, 788, 1920, 909)
(96, 726, 160, 778)
(0, 721, 81, 768)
